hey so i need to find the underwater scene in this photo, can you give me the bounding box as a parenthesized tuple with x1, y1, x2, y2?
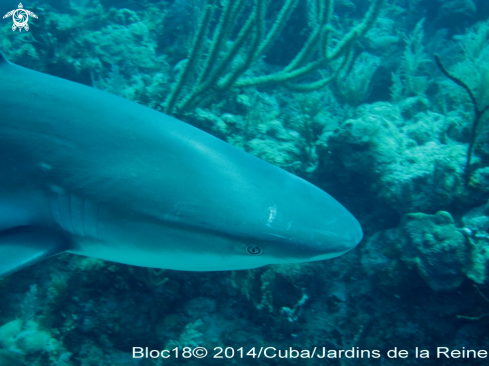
(1, 0, 489, 364)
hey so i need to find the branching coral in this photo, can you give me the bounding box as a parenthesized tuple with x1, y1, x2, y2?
(390, 18, 430, 104)
(435, 22, 489, 183)
(164, 0, 385, 115)
(457, 285, 489, 321)
(435, 54, 489, 183)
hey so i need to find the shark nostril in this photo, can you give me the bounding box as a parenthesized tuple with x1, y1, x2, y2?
(246, 244, 262, 256)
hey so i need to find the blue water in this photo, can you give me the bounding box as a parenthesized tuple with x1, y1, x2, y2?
(0, 0, 489, 365)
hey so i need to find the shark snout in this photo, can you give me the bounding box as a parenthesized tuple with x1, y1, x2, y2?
(316, 212, 363, 258)
(271, 189, 363, 262)
(293, 213, 362, 261)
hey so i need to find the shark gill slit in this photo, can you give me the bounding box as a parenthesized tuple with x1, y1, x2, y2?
(49, 193, 99, 239)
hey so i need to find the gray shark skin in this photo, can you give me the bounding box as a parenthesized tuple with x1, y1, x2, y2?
(0, 53, 362, 277)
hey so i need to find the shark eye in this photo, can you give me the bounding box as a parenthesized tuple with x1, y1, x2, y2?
(246, 244, 262, 256)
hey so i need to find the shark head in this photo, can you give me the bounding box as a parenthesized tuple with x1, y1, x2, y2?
(181, 196, 363, 271)
(71, 145, 363, 272)
(0, 52, 362, 276)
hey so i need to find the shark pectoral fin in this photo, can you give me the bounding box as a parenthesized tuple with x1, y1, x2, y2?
(0, 227, 69, 278)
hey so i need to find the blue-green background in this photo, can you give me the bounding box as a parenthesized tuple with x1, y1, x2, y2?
(1, 0, 489, 365)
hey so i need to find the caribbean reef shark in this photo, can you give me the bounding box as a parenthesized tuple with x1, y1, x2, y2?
(0, 53, 362, 277)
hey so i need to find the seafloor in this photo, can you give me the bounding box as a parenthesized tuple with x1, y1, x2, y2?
(1, 0, 489, 365)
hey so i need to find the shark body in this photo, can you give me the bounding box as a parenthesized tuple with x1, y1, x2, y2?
(0, 53, 362, 277)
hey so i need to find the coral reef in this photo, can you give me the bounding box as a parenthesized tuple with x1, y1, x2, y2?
(397, 211, 470, 291)
(1, 0, 489, 365)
